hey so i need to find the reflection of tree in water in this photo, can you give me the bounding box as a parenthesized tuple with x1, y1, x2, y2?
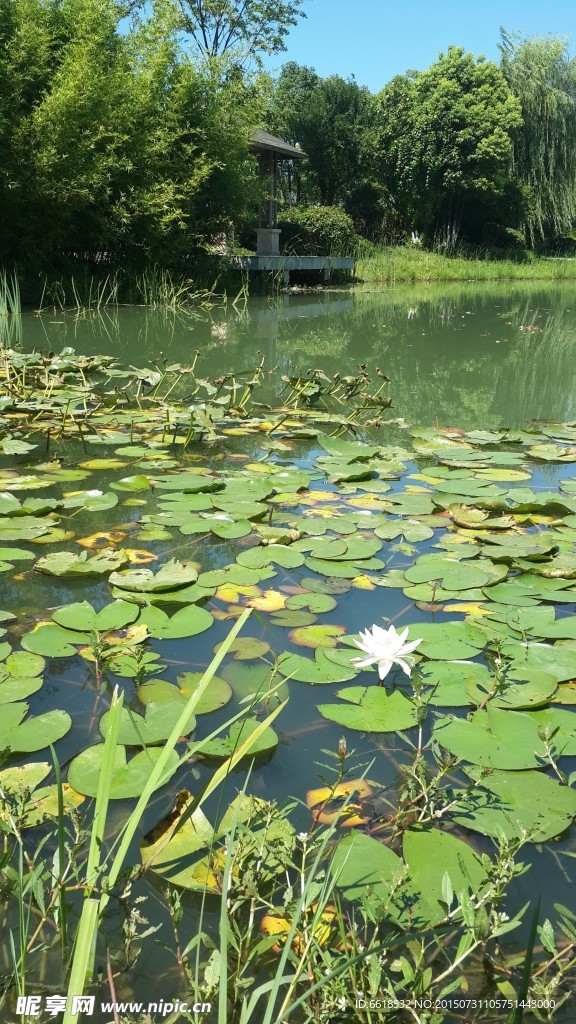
(310, 283, 576, 428)
(16, 282, 576, 429)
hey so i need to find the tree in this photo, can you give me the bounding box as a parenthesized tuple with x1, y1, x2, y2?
(268, 63, 374, 212)
(500, 30, 576, 243)
(371, 46, 523, 246)
(173, 0, 306, 63)
(0, 0, 261, 273)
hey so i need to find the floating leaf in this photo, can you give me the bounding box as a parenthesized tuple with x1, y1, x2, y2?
(111, 475, 151, 492)
(237, 546, 304, 570)
(34, 549, 128, 577)
(307, 779, 374, 827)
(52, 601, 139, 633)
(288, 624, 346, 648)
(415, 621, 487, 660)
(332, 832, 404, 904)
(139, 672, 232, 715)
(286, 592, 337, 613)
(278, 649, 357, 684)
(21, 622, 90, 657)
(0, 704, 71, 752)
(110, 559, 198, 593)
(402, 829, 489, 927)
(420, 661, 487, 707)
(193, 718, 278, 759)
(404, 553, 506, 591)
(68, 744, 179, 798)
(270, 610, 317, 627)
(99, 702, 195, 746)
(452, 768, 576, 842)
(138, 605, 213, 639)
(433, 706, 549, 769)
(318, 685, 419, 732)
(245, 590, 287, 612)
(214, 636, 270, 661)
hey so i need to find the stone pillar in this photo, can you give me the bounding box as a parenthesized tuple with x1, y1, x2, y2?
(256, 228, 281, 256)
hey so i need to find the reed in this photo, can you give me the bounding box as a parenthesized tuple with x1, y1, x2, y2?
(0, 271, 21, 317)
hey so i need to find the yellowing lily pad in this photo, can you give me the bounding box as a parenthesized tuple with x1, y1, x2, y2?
(288, 624, 346, 648)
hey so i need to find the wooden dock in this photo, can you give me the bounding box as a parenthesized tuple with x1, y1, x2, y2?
(233, 255, 355, 283)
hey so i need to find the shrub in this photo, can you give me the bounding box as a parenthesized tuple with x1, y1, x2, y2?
(278, 205, 357, 255)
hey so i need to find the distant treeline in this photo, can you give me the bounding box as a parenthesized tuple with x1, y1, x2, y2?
(2, 0, 576, 283)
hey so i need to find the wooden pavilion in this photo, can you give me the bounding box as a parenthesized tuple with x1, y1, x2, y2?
(241, 130, 354, 282)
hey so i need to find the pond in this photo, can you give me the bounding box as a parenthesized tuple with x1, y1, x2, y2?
(16, 279, 576, 427)
(1, 282, 576, 1023)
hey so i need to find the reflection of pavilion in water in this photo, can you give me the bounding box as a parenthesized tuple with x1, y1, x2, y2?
(211, 292, 354, 368)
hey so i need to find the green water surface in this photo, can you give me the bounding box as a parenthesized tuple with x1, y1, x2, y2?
(4, 282, 576, 1020)
(18, 280, 576, 428)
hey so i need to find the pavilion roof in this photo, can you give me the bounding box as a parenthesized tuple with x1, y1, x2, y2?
(250, 129, 307, 160)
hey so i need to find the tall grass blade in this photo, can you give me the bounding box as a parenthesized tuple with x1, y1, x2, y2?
(62, 900, 99, 1024)
(50, 745, 68, 953)
(87, 687, 124, 890)
(102, 608, 253, 907)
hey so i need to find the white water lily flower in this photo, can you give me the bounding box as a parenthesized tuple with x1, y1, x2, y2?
(352, 624, 423, 682)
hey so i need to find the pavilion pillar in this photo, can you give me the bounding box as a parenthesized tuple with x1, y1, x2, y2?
(257, 150, 280, 255)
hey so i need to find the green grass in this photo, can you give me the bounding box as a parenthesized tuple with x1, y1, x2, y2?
(355, 244, 576, 283)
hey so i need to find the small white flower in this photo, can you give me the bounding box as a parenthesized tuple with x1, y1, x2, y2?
(337, 997, 346, 1010)
(352, 624, 423, 682)
(298, 831, 309, 842)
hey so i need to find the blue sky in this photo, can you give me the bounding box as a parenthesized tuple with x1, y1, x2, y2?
(263, 0, 576, 91)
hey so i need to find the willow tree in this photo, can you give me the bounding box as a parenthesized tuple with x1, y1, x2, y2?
(500, 31, 576, 243)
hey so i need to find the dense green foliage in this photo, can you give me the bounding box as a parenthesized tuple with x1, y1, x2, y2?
(173, 0, 306, 62)
(370, 48, 524, 247)
(2, 0, 576, 287)
(0, 0, 261, 279)
(268, 63, 375, 212)
(278, 205, 356, 255)
(501, 31, 576, 244)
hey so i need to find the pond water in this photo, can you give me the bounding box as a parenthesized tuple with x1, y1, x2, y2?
(17, 279, 576, 428)
(3, 282, 576, 1021)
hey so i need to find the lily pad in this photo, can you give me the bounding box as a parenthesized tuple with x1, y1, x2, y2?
(452, 768, 576, 842)
(138, 605, 213, 639)
(21, 622, 91, 657)
(415, 621, 487, 660)
(52, 601, 139, 633)
(402, 829, 489, 927)
(99, 701, 196, 746)
(285, 593, 338, 613)
(0, 703, 71, 752)
(34, 549, 128, 577)
(68, 744, 180, 798)
(110, 559, 198, 594)
(318, 685, 419, 732)
(193, 718, 278, 759)
(331, 831, 404, 905)
(278, 649, 358, 684)
(139, 672, 232, 715)
(214, 637, 270, 661)
(433, 706, 550, 769)
(288, 624, 346, 648)
(236, 546, 305, 570)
